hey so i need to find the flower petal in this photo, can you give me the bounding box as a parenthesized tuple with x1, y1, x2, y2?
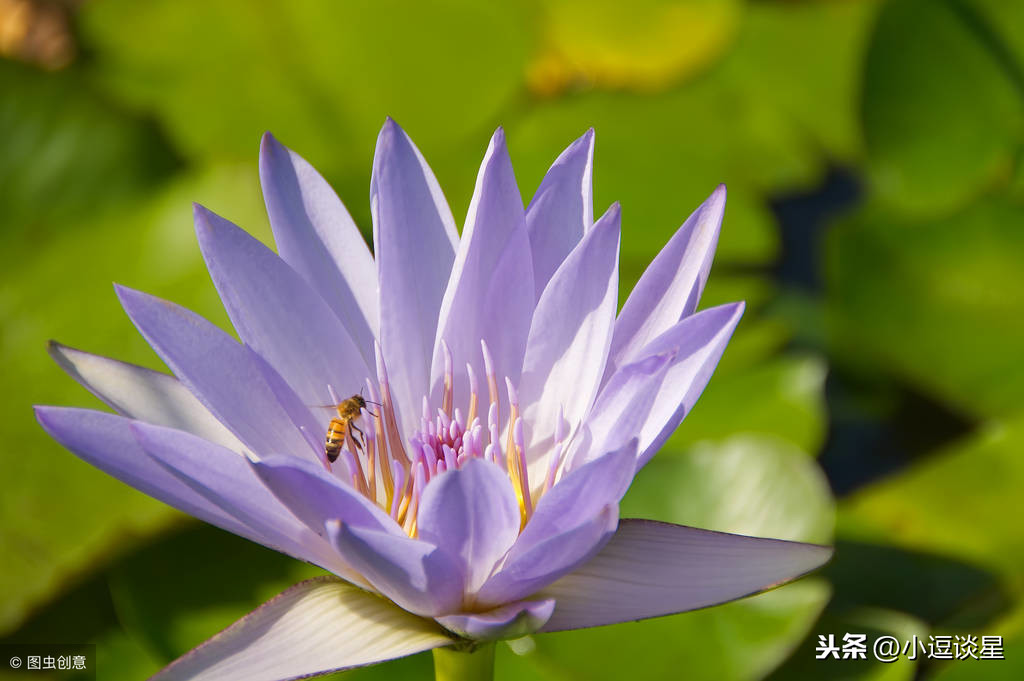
(260, 132, 378, 364)
(564, 352, 674, 472)
(607, 185, 726, 374)
(194, 204, 371, 408)
(520, 203, 620, 476)
(475, 441, 637, 606)
(436, 599, 555, 641)
(525, 128, 594, 297)
(417, 459, 520, 593)
(151, 576, 452, 681)
(527, 439, 636, 543)
(244, 346, 324, 462)
(476, 504, 618, 607)
(372, 118, 459, 435)
(539, 519, 833, 632)
(132, 421, 348, 574)
(251, 455, 400, 539)
(631, 301, 744, 467)
(47, 341, 241, 451)
(35, 407, 256, 538)
(115, 285, 309, 458)
(432, 128, 534, 409)
(328, 521, 465, 617)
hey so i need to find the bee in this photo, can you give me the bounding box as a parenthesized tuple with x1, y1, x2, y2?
(323, 394, 374, 463)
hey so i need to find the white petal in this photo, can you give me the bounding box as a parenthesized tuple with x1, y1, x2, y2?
(152, 577, 452, 681)
(49, 342, 242, 451)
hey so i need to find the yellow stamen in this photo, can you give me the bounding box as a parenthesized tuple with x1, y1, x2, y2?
(345, 433, 371, 499)
(505, 406, 529, 528)
(373, 408, 395, 512)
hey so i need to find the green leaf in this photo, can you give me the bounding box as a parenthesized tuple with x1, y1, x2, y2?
(625, 435, 834, 544)
(0, 60, 178, 244)
(715, 0, 880, 162)
(80, 0, 535, 226)
(966, 0, 1024, 68)
(766, 608, 927, 681)
(668, 354, 828, 454)
(928, 641, 1024, 681)
(839, 412, 1024, 584)
(497, 435, 835, 681)
(862, 0, 1024, 215)
(525, 0, 741, 94)
(825, 197, 1024, 419)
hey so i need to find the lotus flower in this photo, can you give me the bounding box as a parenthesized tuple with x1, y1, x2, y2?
(36, 120, 831, 681)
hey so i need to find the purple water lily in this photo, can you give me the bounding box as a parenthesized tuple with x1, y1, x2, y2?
(37, 120, 831, 681)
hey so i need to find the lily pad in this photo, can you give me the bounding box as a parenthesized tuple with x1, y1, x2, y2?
(839, 412, 1024, 584)
(826, 197, 1024, 420)
(715, 0, 879, 162)
(525, 0, 741, 95)
(861, 0, 1023, 215)
(79, 0, 534, 227)
(0, 59, 178, 244)
(668, 354, 828, 455)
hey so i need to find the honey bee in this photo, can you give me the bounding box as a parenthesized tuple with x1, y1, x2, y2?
(323, 394, 373, 463)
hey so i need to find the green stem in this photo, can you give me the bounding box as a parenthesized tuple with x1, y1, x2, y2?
(432, 643, 495, 681)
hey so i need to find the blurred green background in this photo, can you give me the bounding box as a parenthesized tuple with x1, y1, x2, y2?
(1, 0, 1023, 679)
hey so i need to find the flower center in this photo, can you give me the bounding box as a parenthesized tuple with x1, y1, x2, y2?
(323, 340, 565, 538)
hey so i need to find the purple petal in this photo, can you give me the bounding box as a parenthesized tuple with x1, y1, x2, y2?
(608, 185, 726, 375)
(35, 407, 255, 543)
(526, 129, 594, 297)
(243, 346, 323, 462)
(47, 341, 241, 450)
(475, 441, 637, 606)
(150, 577, 451, 681)
(329, 521, 465, 617)
(476, 504, 618, 607)
(631, 302, 744, 467)
(520, 203, 619, 473)
(251, 455, 400, 539)
(115, 285, 310, 459)
(431, 128, 534, 411)
(527, 440, 635, 543)
(372, 118, 459, 435)
(194, 205, 371, 409)
(260, 133, 378, 364)
(539, 519, 833, 632)
(436, 599, 555, 641)
(416, 459, 520, 593)
(132, 421, 349, 575)
(564, 352, 674, 471)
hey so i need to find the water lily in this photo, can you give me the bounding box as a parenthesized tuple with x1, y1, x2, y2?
(36, 119, 831, 681)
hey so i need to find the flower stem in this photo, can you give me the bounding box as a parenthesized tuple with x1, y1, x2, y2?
(432, 643, 495, 681)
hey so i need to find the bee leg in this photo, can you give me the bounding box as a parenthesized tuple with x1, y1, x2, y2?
(350, 422, 366, 450)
